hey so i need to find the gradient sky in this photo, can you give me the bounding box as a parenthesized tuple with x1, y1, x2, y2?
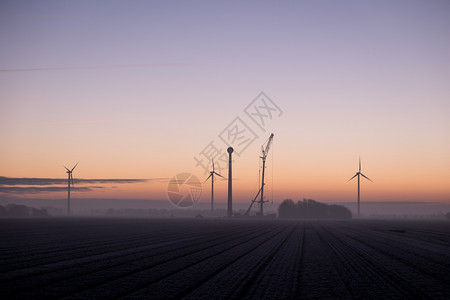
(1, 0, 449, 208)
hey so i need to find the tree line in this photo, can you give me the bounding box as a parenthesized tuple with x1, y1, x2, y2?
(278, 199, 352, 219)
(0, 204, 48, 217)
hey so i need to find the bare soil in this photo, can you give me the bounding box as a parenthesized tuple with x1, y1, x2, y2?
(0, 218, 449, 299)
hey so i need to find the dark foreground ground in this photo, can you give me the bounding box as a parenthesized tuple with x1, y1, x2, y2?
(0, 218, 449, 299)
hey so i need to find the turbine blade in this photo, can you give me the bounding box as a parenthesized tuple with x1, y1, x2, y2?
(214, 172, 225, 179)
(348, 173, 358, 181)
(212, 158, 215, 172)
(359, 156, 361, 172)
(361, 173, 373, 182)
(71, 162, 79, 172)
(64, 166, 70, 172)
(204, 174, 212, 182)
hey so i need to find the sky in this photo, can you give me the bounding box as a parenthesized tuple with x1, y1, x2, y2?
(1, 0, 449, 211)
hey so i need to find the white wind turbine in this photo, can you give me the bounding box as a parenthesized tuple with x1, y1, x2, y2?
(64, 162, 78, 216)
(348, 157, 372, 217)
(205, 159, 225, 212)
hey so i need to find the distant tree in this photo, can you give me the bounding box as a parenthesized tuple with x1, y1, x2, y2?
(328, 204, 352, 219)
(296, 200, 306, 218)
(278, 199, 352, 219)
(297, 199, 328, 218)
(6, 204, 30, 217)
(278, 199, 297, 218)
(308, 199, 328, 218)
(31, 208, 48, 217)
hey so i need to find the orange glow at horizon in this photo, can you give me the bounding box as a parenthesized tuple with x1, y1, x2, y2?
(1, 129, 449, 205)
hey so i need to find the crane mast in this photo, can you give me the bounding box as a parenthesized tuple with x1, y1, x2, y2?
(245, 133, 274, 216)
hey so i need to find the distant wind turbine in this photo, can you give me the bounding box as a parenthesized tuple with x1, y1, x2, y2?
(205, 159, 225, 212)
(64, 162, 78, 216)
(348, 157, 372, 217)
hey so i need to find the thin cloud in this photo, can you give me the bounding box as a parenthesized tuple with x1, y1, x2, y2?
(1, 119, 114, 129)
(0, 177, 186, 196)
(76, 179, 149, 184)
(0, 186, 94, 194)
(30, 120, 112, 126)
(0, 177, 148, 186)
(0, 176, 164, 195)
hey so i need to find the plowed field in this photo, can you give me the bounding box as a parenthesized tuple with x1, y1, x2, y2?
(1, 218, 449, 299)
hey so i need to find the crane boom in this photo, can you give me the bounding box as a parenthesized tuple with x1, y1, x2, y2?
(245, 133, 274, 216)
(262, 133, 274, 159)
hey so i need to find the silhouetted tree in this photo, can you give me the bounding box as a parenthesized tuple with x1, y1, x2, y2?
(278, 199, 352, 219)
(296, 200, 306, 218)
(278, 199, 297, 218)
(6, 204, 29, 217)
(307, 199, 328, 218)
(328, 204, 352, 219)
(296, 199, 327, 218)
(31, 207, 48, 217)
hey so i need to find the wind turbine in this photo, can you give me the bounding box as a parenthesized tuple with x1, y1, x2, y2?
(348, 157, 372, 217)
(205, 159, 224, 212)
(64, 162, 78, 216)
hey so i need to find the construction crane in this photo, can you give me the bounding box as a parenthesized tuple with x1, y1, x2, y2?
(245, 133, 274, 216)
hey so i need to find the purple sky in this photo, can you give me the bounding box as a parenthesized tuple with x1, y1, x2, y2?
(1, 1, 449, 206)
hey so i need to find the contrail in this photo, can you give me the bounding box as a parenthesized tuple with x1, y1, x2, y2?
(0, 63, 194, 73)
(32, 120, 112, 126)
(6, 119, 113, 128)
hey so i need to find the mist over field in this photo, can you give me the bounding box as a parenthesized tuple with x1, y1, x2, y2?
(1, 197, 449, 219)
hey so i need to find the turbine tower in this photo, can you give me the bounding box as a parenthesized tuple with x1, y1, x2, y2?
(348, 157, 372, 217)
(205, 158, 225, 212)
(227, 147, 233, 218)
(64, 162, 78, 216)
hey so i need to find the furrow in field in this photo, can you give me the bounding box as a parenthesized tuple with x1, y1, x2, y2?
(2, 223, 267, 298)
(0, 220, 235, 270)
(337, 220, 450, 264)
(296, 222, 353, 299)
(317, 222, 446, 299)
(0, 228, 235, 284)
(0, 226, 223, 273)
(235, 222, 305, 299)
(61, 223, 284, 299)
(121, 222, 292, 299)
(327, 222, 450, 297)
(331, 221, 450, 285)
